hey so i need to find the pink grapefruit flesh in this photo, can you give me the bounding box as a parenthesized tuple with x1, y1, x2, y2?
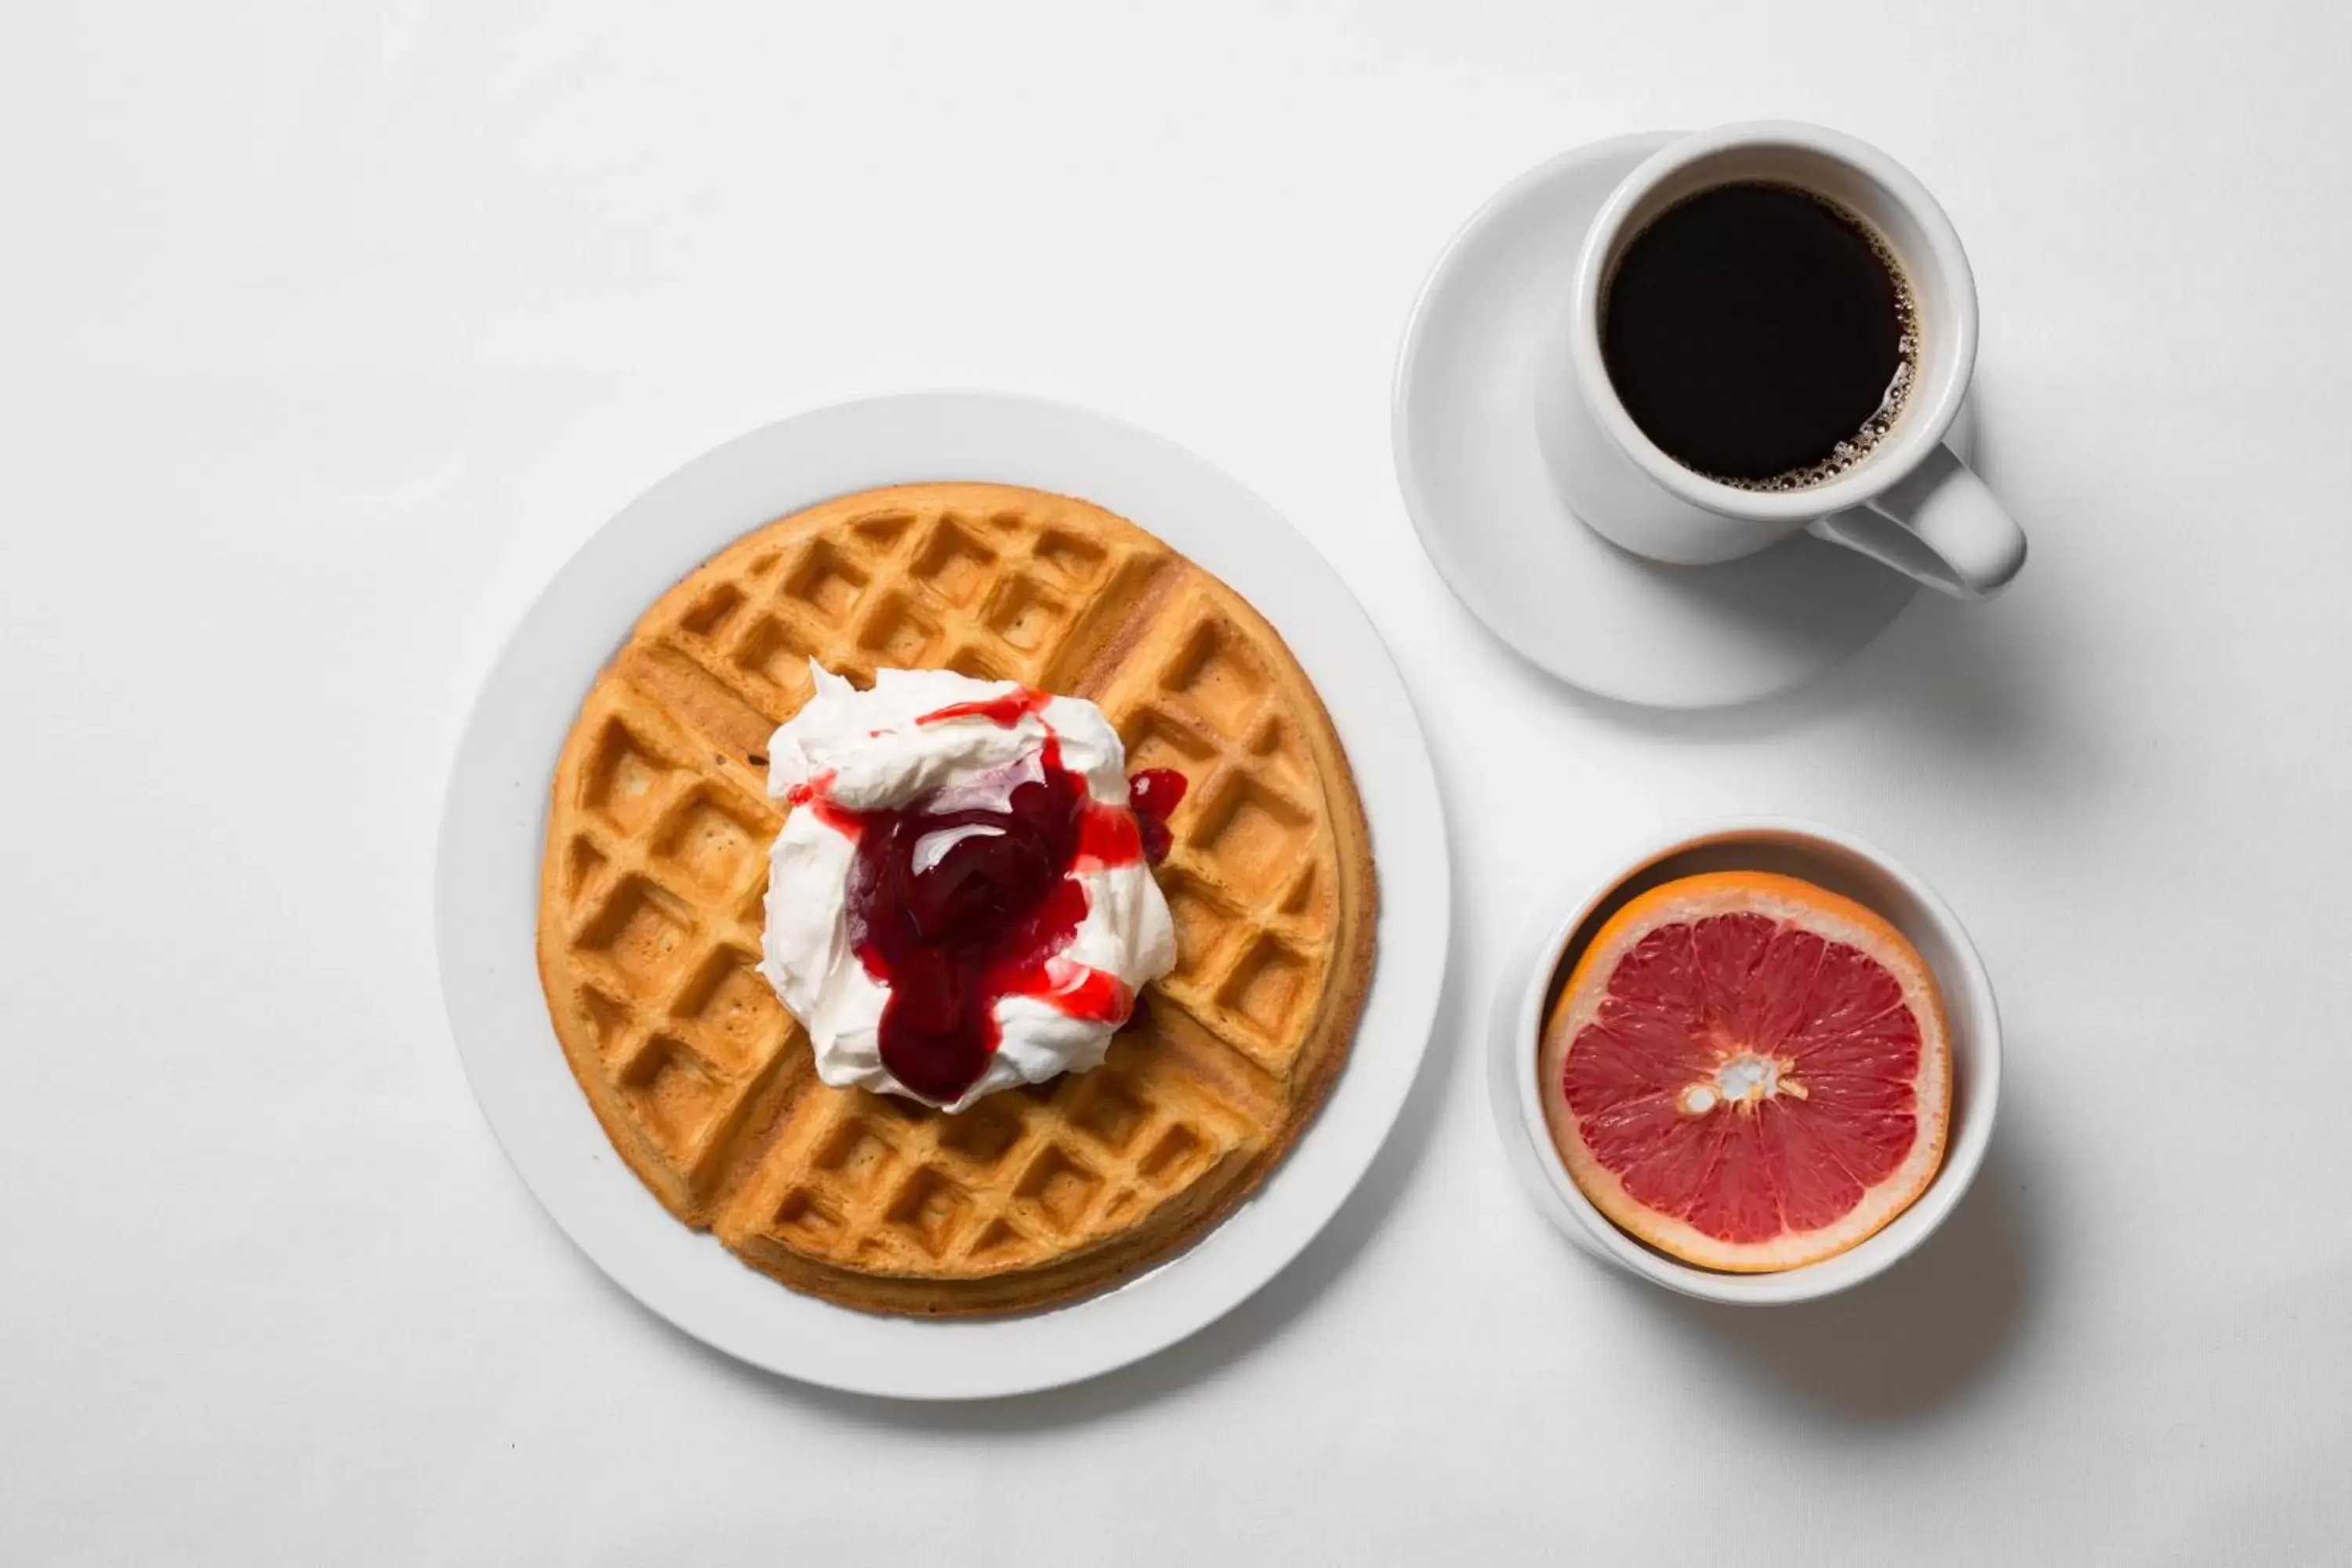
(1538, 871, 1951, 1272)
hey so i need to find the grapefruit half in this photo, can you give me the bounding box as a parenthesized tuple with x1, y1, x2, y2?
(1539, 871, 1951, 1272)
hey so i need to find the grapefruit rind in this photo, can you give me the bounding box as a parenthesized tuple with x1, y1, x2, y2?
(1537, 871, 1951, 1273)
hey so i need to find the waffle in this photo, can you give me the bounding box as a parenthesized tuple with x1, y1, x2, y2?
(536, 483, 1375, 1316)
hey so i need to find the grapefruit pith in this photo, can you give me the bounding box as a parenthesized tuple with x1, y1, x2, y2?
(1539, 871, 1951, 1272)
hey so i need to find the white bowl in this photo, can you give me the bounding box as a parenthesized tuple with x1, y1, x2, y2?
(1487, 818, 2001, 1304)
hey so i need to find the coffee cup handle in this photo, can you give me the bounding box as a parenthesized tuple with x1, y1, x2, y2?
(1806, 445, 2027, 601)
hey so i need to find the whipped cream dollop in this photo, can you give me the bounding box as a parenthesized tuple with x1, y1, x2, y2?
(758, 664, 1178, 1112)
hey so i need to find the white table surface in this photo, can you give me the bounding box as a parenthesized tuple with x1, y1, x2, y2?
(7, 3, 2348, 1563)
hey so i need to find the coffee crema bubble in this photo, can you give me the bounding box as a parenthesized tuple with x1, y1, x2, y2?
(1599, 181, 1918, 492)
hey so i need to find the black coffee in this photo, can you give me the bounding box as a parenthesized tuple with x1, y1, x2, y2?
(1600, 182, 1914, 488)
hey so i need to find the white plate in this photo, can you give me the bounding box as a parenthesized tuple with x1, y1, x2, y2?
(435, 392, 1450, 1399)
(1393, 134, 1963, 710)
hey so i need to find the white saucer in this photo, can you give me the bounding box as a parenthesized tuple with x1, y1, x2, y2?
(1393, 134, 1969, 710)
(436, 392, 1450, 1400)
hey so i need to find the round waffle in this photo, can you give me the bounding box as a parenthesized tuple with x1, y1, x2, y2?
(535, 483, 1375, 1316)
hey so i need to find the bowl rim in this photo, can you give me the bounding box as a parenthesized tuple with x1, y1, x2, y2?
(1506, 815, 2002, 1304)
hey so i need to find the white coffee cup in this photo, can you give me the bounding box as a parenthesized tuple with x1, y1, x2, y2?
(1534, 122, 2027, 599)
